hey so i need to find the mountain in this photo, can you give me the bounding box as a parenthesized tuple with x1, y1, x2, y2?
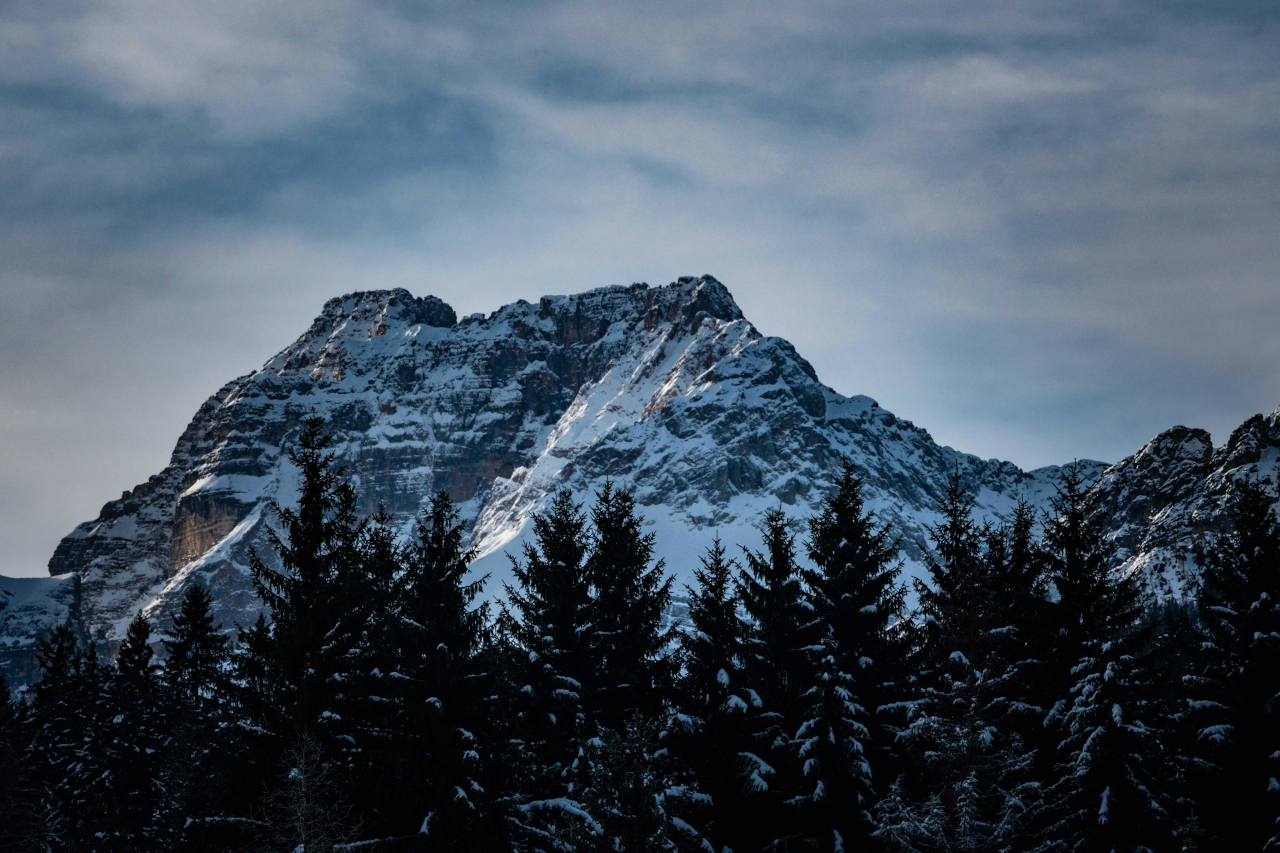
(50, 275, 1107, 647)
(1, 574, 87, 687)
(1091, 410, 1280, 598)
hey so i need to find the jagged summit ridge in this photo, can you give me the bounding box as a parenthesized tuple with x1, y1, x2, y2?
(52, 275, 1098, 646)
(1091, 406, 1280, 597)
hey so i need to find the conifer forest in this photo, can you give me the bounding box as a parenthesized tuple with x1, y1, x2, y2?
(5, 415, 1280, 853)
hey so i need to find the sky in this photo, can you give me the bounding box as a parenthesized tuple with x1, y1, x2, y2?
(2, 0, 1280, 578)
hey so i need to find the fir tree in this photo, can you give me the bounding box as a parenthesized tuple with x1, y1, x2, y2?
(978, 499, 1057, 743)
(389, 490, 494, 849)
(1036, 465, 1170, 852)
(164, 583, 229, 707)
(1187, 476, 1280, 852)
(162, 584, 232, 850)
(220, 611, 284, 845)
(324, 505, 405, 836)
(795, 463, 906, 852)
(101, 611, 172, 852)
(28, 624, 113, 850)
(736, 506, 811, 851)
(0, 667, 48, 851)
(584, 482, 676, 732)
(502, 489, 594, 794)
(572, 712, 704, 853)
(1043, 467, 1141, 671)
(233, 416, 369, 846)
(232, 611, 280, 732)
(248, 414, 366, 733)
(914, 467, 986, 673)
(670, 537, 753, 853)
(886, 475, 1043, 853)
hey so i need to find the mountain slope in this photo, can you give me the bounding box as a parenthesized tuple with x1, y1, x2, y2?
(1, 574, 87, 687)
(50, 276, 1102, 646)
(1091, 410, 1280, 598)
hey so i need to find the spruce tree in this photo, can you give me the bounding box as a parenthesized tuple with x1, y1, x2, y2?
(736, 506, 811, 851)
(101, 611, 172, 852)
(795, 463, 906, 852)
(670, 537, 752, 853)
(883, 475, 1043, 852)
(914, 468, 986, 673)
(1036, 465, 1170, 852)
(222, 417, 367, 846)
(978, 499, 1057, 743)
(162, 583, 232, 850)
(164, 583, 229, 706)
(1188, 476, 1280, 852)
(221, 611, 283, 844)
(28, 624, 113, 850)
(502, 489, 594, 796)
(0, 667, 47, 851)
(584, 481, 676, 731)
(249, 414, 366, 733)
(389, 490, 493, 849)
(324, 505, 405, 836)
(573, 712, 704, 853)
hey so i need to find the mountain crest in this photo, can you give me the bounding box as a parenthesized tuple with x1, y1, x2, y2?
(266, 288, 457, 380)
(47, 275, 1133, 647)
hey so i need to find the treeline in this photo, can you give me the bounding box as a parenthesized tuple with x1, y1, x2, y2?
(3, 415, 1280, 852)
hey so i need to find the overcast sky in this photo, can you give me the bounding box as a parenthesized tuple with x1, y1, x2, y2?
(2, 0, 1279, 577)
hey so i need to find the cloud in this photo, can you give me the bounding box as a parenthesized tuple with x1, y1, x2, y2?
(2, 0, 1280, 575)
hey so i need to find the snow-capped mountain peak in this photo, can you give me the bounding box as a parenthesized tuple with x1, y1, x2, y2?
(49, 276, 1121, 646)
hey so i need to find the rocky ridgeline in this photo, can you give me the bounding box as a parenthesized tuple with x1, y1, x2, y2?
(1090, 411, 1280, 597)
(46, 275, 1275, 650)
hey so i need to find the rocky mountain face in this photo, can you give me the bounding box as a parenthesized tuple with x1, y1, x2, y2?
(1090, 410, 1280, 598)
(47, 275, 1140, 649)
(1, 574, 87, 687)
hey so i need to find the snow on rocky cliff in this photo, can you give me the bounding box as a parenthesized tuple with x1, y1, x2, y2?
(1, 573, 87, 686)
(1090, 409, 1280, 598)
(50, 276, 1107, 647)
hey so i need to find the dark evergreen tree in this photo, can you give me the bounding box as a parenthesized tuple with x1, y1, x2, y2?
(219, 611, 283, 845)
(1043, 467, 1142, 680)
(1187, 476, 1280, 852)
(28, 624, 113, 851)
(164, 583, 229, 707)
(0, 667, 48, 851)
(162, 583, 233, 850)
(1036, 466, 1170, 852)
(1137, 598, 1204, 852)
(223, 415, 371, 845)
(914, 468, 986, 672)
(736, 506, 811, 851)
(248, 414, 366, 733)
(571, 712, 704, 853)
(883, 475, 1043, 852)
(584, 482, 676, 732)
(670, 537, 753, 853)
(978, 499, 1057, 744)
(502, 489, 594, 797)
(232, 611, 280, 732)
(389, 490, 494, 849)
(100, 611, 172, 852)
(324, 505, 405, 835)
(795, 463, 906, 852)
